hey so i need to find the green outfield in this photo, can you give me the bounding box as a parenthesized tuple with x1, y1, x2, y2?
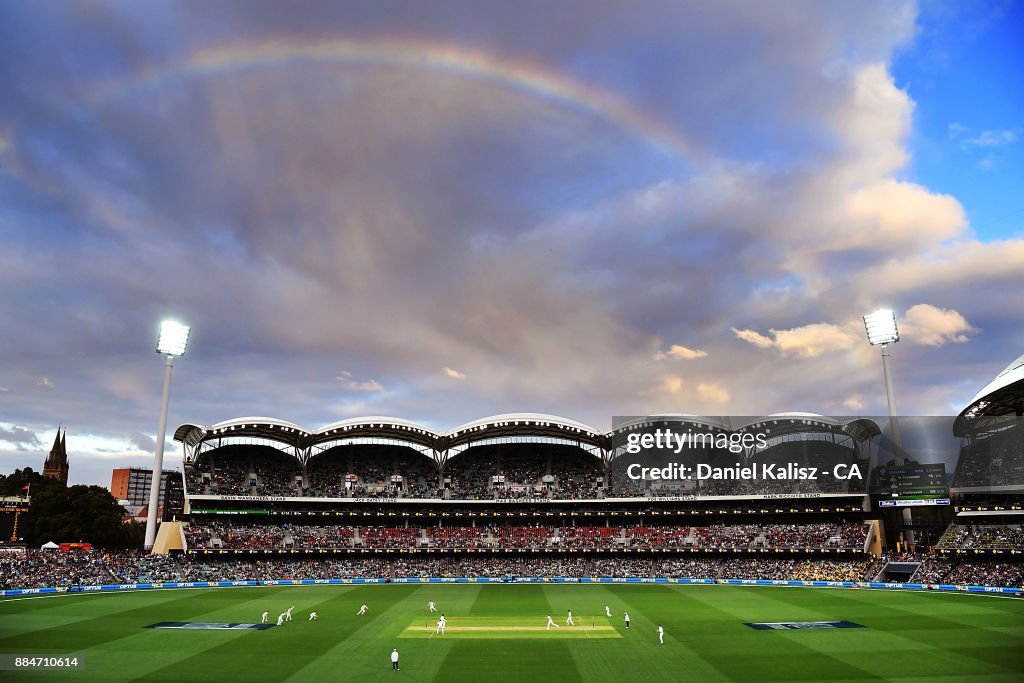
(1, 584, 1022, 682)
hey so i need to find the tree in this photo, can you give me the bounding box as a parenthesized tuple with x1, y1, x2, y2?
(3, 469, 140, 548)
(0, 467, 48, 497)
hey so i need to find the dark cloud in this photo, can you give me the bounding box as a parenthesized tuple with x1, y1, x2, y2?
(0, 426, 42, 449)
(127, 432, 156, 452)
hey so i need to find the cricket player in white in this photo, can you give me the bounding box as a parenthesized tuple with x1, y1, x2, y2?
(358, 604, 368, 615)
(286, 606, 294, 621)
(566, 610, 574, 626)
(658, 624, 664, 644)
(309, 612, 318, 621)
(391, 648, 399, 671)
(276, 613, 285, 626)
(604, 605, 612, 618)
(434, 615, 446, 636)
(428, 601, 437, 613)
(546, 615, 559, 631)
(624, 612, 630, 629)
(261, 611, 269, 624)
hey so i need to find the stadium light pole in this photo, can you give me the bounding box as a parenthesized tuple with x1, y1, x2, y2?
(863, 309, 902, 455)
(143, 320, 190, 551)
(863, 309, 913, 546)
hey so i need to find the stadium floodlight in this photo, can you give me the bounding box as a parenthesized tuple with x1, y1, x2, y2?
(156, 320, 190, 356)
(863, 309, 899, 347)
(144, 320, 190, 551)
(862, 309, 902, 450)
(863, 309, 911, 544)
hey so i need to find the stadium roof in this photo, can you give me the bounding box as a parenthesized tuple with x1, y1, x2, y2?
(734, 414, 882, 441)
(314, 416, 437, 450)
(445, 413, 603, 450)
(954, 353, 1024, 436)
(609, 414, 731, 435)
(175, 412, 882, 461)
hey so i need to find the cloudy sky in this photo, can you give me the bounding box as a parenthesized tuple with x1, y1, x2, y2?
(1, 0, 1021, 486)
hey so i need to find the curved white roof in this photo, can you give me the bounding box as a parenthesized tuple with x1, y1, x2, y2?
(316, 416, 436, 436)
(738, 413, 847, 429)
(447, 413, 601, 437)
(207, 416, 308, 434)
(969, 353, 1024, 407)
(610, 414, 730, 433)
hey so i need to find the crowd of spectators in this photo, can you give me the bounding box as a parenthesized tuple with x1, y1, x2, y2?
(3, 551, 1022, 588)
(183, 522, 869, 551)
(936, 524, 1024, 550)
(0, 549, 143, 590)
(942, 561, 1024, 587)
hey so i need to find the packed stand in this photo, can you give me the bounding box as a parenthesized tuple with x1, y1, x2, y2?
(936, 524, 1024, 550)
(3, 553, 1022, 588)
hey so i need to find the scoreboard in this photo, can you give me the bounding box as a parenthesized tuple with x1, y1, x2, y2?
(872, 464, 949, 507)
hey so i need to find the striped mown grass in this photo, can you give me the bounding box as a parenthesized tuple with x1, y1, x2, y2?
(1, 583, 1022, 682)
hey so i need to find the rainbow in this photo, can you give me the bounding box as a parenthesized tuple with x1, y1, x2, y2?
(93, 37, 703, 161)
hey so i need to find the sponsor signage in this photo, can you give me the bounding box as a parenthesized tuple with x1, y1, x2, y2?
(745, 621, 865, 630)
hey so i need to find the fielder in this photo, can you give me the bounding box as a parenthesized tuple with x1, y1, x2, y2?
(658, 624, 664, 644)
(261, 611, 269, 624)
(546, 615, 560, 631)
(624, 612, 630, 629)
(276, 613, 285, 626)
(309, 611, 318, 621)
(358, 604, 368, 615)
(428, 601, 437, 613)
(604, 605, 612, 618)
(566, 610, 575, 626)
(286, 606, 294, 621)
(434, 615, 446, 636)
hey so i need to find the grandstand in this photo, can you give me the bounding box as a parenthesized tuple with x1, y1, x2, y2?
(154, 405, 1024, 590)
(160, 413, 893, 587)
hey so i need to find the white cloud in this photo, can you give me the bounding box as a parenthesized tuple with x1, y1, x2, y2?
(37, 377, 54, 389)
(653, 344, 708, 361)
(661, 375, 684, 394)
(962, 129, 1018, 148)
(442, 367, 467, 380)
(696, 381, 730, 405)
(336, 370, 385, 393)
(732, 328, 774, 349)
(734, 323, 859, 358)
(841, 395, 865, 411)
(833, 63, 913, 179)
(855, 238, 1024, 296)
(841, 179, 965, 249)
(771, 324, 859, 357)
(901, 304, 978, 346)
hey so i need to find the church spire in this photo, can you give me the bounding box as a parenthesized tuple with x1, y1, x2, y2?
(43, 426, 69, 485)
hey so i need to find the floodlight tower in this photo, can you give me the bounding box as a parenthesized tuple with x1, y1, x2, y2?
(144, 321, 190, 551)
(863, 309, 913, 545)
(863, 309, 902, 453)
